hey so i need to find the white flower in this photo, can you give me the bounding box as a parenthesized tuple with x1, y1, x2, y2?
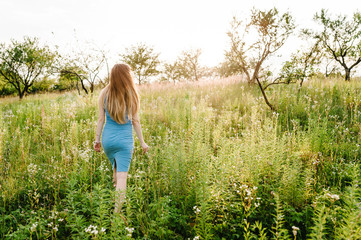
(240, 184, 248, 189)
(193, 236, 200, 240)
(125, 227, 134, 233)
(27, 163, 38, 176)
(292, 226, 299, 231)
(101, 227, 106, 233)
(193, 206, 201, 214)
(30, 223, 38, 232)
(326, 193, 340, 201)
(85, 224, 100, 234)
(292, 226, 299, 236)
(53, 226, 58, 232)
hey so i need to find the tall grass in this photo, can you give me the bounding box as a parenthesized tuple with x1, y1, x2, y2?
(0, 76, 360, 239)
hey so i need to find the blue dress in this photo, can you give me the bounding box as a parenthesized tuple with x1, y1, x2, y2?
(101, 96, 134, 172)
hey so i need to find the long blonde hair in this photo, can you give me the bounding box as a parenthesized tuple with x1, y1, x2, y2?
(101, 63, 139, 124)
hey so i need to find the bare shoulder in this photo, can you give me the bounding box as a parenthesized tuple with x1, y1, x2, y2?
(98, 86, 108, 99)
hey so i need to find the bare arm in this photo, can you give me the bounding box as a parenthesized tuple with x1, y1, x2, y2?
(94, 91, 105, 151)
(132, 112, 149, 153)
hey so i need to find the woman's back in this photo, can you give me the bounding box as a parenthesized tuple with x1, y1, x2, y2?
(102, 95, 133, 172)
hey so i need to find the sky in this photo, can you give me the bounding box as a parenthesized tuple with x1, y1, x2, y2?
(0, 0, 359, 70)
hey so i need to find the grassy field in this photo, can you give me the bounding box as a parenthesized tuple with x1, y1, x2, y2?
(0, 77, 361, 239)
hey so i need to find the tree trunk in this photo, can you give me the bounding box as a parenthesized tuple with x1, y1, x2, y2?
(18, 89, 24, 99)
(345, 68, 351, 81)
(256, 77, 275, 111)
(76, 81, 81, 95)
(80, 79, 88, 94)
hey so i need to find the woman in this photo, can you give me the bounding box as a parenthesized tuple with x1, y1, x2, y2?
(93, 63, 149, 213)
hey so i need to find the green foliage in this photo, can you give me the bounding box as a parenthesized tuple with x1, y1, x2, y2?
(0, 36, 57, 99)
(271, 194, 291, 240)
(0, 75, 17, 96)
(1, 77, 361, 239)
(308, 9, 361, 81)
(279, 41, 322, 87)
(176, 49, 202, 81)
(28, 77, 56, 93)
(120, 42, 160, 85)
(59, 44, 107, 94)
(160, 61, 183, 83)
(226, 7, 295, 83)
(217, 60, 242, 78)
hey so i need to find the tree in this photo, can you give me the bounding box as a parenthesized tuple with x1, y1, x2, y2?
(217, 59, 243, 78)
(161, 61, 182, 83)
(120, 43, 160, 84)
(272, 40, 322, 89)
(308, 9, 361, 81)
(57, 64, 86, 94)
(0, 37, 56, 99)
(59, 45, 107, 94)
(177, 49, 202, 81)
(226, 8, 295, 84)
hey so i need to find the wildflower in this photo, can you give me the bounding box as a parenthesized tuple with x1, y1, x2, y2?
(125, 227, 134, 233)
(27, 163, 38, 176)
(292, 226, 299, 236)
(193, 206, 201, 214)
(125, 227, 134, 237)
(85, 224, 99, 234)
(326, 193, 340, 201)
(30, 223, 38, 232)
(193, 236, 200, 240)
(53, 226, 58, 232)
(101, 227, 106, 233)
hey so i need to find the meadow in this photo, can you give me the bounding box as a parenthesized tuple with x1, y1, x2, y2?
(0, 77, 361, 239)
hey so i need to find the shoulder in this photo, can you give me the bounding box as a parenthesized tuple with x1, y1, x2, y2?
(98, 86, 109, 107)
(99, 86, 109, 99)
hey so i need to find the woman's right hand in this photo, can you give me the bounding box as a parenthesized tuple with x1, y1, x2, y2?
(140, 142, 149, 154)
(93, 142, 101, 152)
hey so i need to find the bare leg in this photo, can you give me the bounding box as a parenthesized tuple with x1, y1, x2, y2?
(114, 171, 128, 213)
(113, 167, 116, 187)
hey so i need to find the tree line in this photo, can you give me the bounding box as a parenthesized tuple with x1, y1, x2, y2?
(0, 8, 360, 99)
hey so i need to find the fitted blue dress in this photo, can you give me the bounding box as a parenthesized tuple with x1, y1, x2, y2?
(101, 97, 134, 172)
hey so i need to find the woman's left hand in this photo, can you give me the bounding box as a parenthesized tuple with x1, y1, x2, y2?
(140, 142, 149, 154)
(93, 142, 102, 152)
